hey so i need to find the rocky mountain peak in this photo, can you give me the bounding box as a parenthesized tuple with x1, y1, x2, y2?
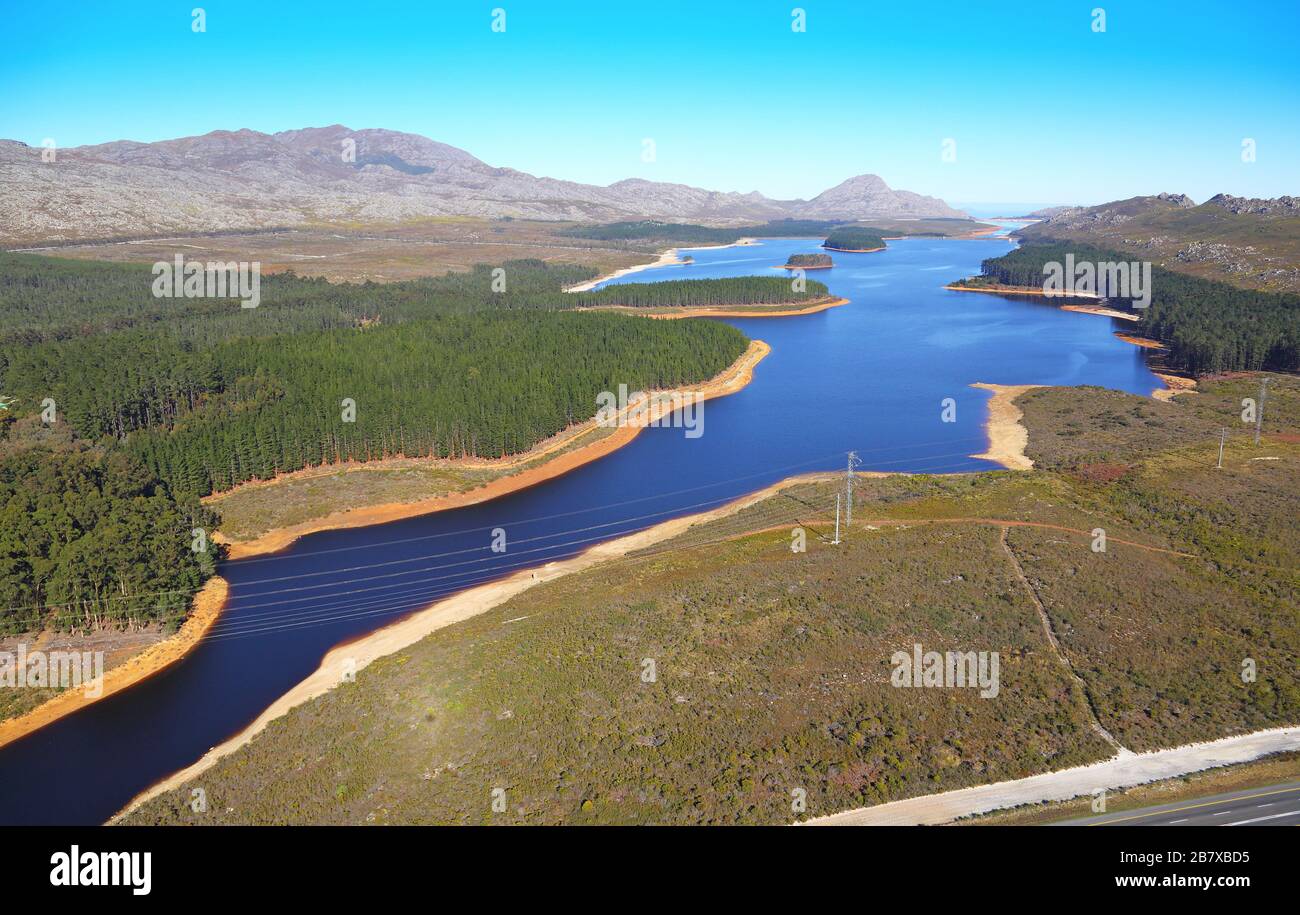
(1205, 193, 1300, 216)
(0, 126, 970, 243)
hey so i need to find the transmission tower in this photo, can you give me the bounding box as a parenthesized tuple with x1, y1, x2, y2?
(845, 450, 861, 525)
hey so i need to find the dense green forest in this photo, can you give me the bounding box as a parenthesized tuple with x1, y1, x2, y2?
(0, 449, 216, 634)
(969, 243, 1300, 375)
(785, 253, 833, 268)
(2, 255, 751, 494)
(822, 228, 887, 251)
(575, 276, 830, 308)
(121, 311, 746, 495)
(0, 253, 753, 631)
(0, 252, 597, 346)
(559, 219, 844, 245)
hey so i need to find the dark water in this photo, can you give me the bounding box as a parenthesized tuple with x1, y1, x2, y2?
(0, 227, 1159, 824)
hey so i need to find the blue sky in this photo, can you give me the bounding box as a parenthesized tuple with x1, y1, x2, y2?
(3, 0, 1296, 207)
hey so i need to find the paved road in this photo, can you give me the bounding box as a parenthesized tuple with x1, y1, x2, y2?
(1056, 781, 1300, 826)
(805, 727, 1300, 825)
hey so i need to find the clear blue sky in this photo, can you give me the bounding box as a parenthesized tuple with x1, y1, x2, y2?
(3, 0, 1296, 207)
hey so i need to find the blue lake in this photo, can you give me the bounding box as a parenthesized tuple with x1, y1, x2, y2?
(0, 225, 1160, 824)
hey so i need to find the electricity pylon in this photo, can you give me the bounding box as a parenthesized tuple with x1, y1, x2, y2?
(845, 450, 861, 525)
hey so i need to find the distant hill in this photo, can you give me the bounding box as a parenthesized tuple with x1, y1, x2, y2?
(1019, 205, 1074, 219)
(1016, 192, 1300, 292)
(0, 126, 967, 244)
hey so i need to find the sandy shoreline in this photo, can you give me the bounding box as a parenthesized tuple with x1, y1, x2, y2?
(0, 576, 229, 751)
(946, 282, 1102, 301)
(1115, 332, 1164, 349)
(3, 342, 771, 752)
(969, 382, 1044, 470)
(639, 296, 849, 320)
(1152, 372, 1198, 402)
(563, 250, 683, 292)
(954, 225, 1009, 239)
(1107, 333, 1198, 401)
(563, 237, 758, 292)
(111, 471, 837, 822)
(1060, 303, 1139, 322)
(217, 340, 771, 559)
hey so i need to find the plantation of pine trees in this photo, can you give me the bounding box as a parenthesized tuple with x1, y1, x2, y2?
(0, 449, 217, 634)
(822, 228, 887, 251)
(971, 243, 1300, 375)
(0, 254, 756, 631)
(123, 310, 747, 495)
(1, 256, 762, 497)
(575, 276, 830, 308)
(785, 253, 833, 268)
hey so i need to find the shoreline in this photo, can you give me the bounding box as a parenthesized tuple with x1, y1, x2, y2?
(0, 576, 229, 751)
(1060, 303, 1140, 322)
(945, 281, 1102, 302)
(1107, 333, 1199, 400)
(216, 340, 772, 560)
(112, 470, 842, 822)
(1115, 332, 1164, 349)
(954, 225, 1009, 239)
(1152, 371, 1198, 402)
(563, 250, 683, 292)
(637, 296, 849, 320)
(969, 382, 1044, 470)
(823, 245, 885, 253)
(563, 237, 759, 292)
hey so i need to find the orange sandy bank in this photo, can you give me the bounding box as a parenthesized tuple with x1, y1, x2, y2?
(955, 225, 1007, 239)
(0, 576, 229, 751)
(970, 382, 1044, 470)
(218, 340, 771, 559)
(1115, 332, 1165, 349)
(1153, 372, 1198, 402)
(1061, 303, 1139, 322)
(1108, 334, 1198, 401)
(946, 282, 1102, 301)
(113, 471, 840, 821)
(642, 297, 849, 320)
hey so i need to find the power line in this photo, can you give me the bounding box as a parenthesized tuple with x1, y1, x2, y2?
(16, 440, 994, 621)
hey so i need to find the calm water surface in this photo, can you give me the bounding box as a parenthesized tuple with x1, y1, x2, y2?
(0, 224, 1160, 823)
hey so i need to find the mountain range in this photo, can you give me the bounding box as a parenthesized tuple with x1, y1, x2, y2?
(0, 125, 967, 244)
(1017, 192, 1300, 291)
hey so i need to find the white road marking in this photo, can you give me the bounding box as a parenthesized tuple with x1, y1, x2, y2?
(1224, 811, 1298, 826)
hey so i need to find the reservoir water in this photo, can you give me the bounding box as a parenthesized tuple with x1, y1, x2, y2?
(0, 225, 1161, 823)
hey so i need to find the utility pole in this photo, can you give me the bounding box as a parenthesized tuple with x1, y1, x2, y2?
(832, 494, 841, 545)
(1218, 427, 1226, 469)
(845, 450, 861, 525)
(1254, 377, 1269, 445)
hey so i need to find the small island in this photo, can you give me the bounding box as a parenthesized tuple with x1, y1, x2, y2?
(779, 253, 834, 270)
(822, 227, 887, 253)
